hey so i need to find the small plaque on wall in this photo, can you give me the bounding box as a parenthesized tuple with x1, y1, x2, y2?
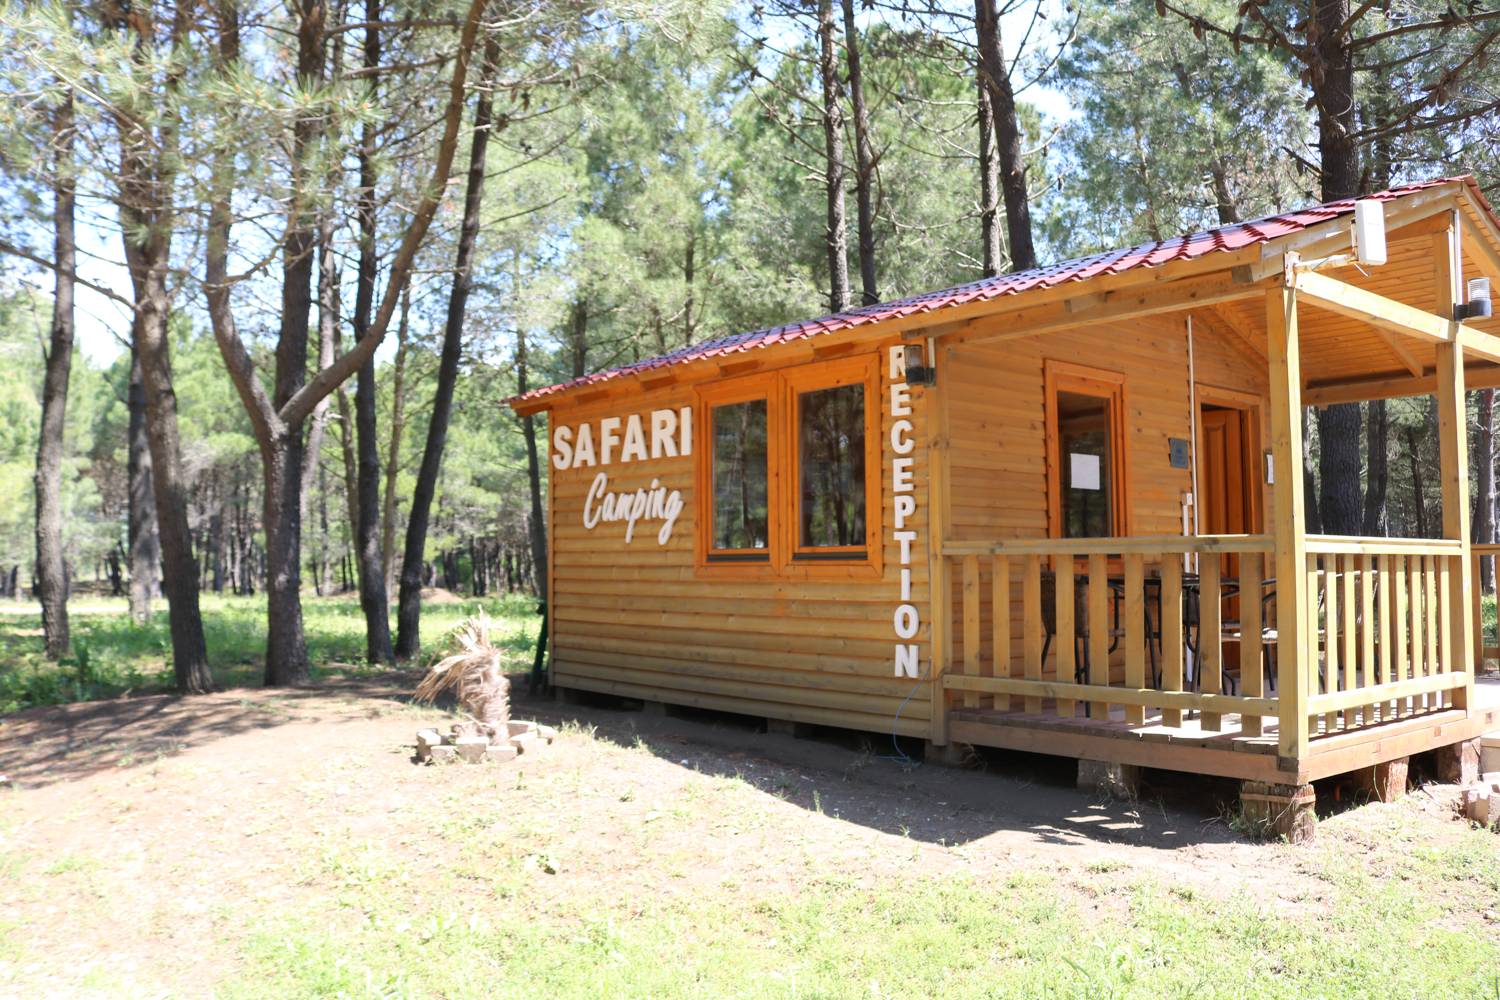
(1169, 438, 1191, 469)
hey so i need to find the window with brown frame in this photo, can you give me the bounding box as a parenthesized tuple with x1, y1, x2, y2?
(695, 357, 880, 575)
(698, 374, 778, 566)
(1044, 360, 1128, 539)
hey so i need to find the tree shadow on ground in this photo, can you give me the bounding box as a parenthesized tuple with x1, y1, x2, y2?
(0, 671, 425, 790)
(508, 683, 1256, 854)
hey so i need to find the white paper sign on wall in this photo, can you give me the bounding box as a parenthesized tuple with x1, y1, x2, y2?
(1069, 452, 1101, 491)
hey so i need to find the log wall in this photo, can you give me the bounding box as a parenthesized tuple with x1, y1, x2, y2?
(548, 339, 935, 736)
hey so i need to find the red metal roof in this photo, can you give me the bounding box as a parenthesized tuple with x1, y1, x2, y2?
(513, 176, 1475, 408)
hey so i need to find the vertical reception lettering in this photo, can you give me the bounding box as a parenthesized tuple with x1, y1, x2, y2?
(889, 347, 921, 678)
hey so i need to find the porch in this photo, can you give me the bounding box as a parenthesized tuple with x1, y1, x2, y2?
(932, 534, 1497, 785)
(923, 196, 1500, 792)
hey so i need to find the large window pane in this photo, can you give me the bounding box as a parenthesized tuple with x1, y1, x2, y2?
(711, 399, 769, 552)
(1057, 390, 1112, 538)
(798, 383, 866, 549)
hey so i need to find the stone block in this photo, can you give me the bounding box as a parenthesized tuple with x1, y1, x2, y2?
(486, 743, 519, 763)
(427, 745, 459, 764)
(1077, 759, 1142, 800)
(415, 729, 444, 761)
(1240, 780, 1317, 844)
(507, 720, 537, 738)
(536, 724, 558, 744)
(1482, 739, 1499, 775)
(454, 736, 490, 763)
(510, 732, 541, 755)
(1473, 792, 1492, 827)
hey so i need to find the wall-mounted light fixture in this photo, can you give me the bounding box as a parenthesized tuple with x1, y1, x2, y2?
(1458, 277, 1493, 321)
(903, 342, 935, 386)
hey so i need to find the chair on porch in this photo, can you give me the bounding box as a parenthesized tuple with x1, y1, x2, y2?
(1214, 580, 1280, 696)
(1040, 570, 1139, 715)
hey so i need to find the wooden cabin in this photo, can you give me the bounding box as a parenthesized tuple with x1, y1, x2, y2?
(511, 177, 1500, 830)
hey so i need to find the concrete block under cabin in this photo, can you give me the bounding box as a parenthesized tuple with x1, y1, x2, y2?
(508, 177, 1500, 830)
(1482, 734, 1500, 775)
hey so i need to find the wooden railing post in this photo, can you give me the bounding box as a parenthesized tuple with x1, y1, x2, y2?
(961, 556, 980, 709)
(1435, 216, 1474, 712)
(1267, 279, 1309, 761)
(926, 349, 953, 745)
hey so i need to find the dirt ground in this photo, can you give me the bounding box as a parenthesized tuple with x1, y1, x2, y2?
(0, 673, 1491, 995)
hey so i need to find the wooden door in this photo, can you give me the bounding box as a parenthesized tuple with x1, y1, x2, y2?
(1200, 408, 1248, 538)
(1200, 406, 1255, 627)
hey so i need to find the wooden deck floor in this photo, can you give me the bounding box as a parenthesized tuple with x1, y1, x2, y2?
(948, 679, 1500, 783)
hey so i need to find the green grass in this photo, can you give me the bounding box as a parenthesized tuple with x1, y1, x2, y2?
(0, 591, 541, 712)
(219, 832, 1500, 1000)
(1485, 593, 1498, 649)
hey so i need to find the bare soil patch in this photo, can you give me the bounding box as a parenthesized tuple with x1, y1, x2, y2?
(0, 675, 1490, 995)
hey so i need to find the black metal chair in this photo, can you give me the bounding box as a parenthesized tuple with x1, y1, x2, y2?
(1041, 570, 1127, 715)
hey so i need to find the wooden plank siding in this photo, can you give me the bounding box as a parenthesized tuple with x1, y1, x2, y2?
(548, 339, 935, 737)
(939, 311, 1273, 687)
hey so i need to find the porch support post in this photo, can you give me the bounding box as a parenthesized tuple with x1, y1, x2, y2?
(1266, 275, 1309, 761)
(927, 342, 953, 745)
(1434, 216, 1475, 711)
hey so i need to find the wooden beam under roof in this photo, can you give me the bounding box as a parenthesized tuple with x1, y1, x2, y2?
(1302, 362, 1500, 406)
(1293, 269, 1455, 345)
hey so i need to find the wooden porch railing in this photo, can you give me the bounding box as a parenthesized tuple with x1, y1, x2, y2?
(1303, 537, 1472, 734)
(935, 534, 1474, 747)
(937, 535, 1279, 736)
(1472, 543, 1500, 669)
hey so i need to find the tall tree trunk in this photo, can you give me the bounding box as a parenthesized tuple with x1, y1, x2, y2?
(682, 235, 697, 345)
(816, 0, 849, 313)
(1302, 408, 1322, 533)
(395, 33, 502, 659)
(302, 213, 338, 544)
(517, 328, 548, 601)
(1474, 389, 1496, 594)
(258, 0, 331, 684)
(1361, 399, 1389, 536)
(839, 0, 877, 304)
(1407, 425, 1428, 538)
(569, 298, 588, 378)
(975, 61, 1001, 277)
(34, 92, 75, 660)
(204, 0, 486, 682)
(127, 349, 160, 621)
(1308, 0, 1364, 534)
(1316, 404, 1362, 535)
(1209, 157, 1240, 225)
(112, 0, 211, 694)
(975, 0, 1035, 272)
(127, 261, 212, 693)
(349, 0, 393, 665)
(381, 284, 410, 597)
